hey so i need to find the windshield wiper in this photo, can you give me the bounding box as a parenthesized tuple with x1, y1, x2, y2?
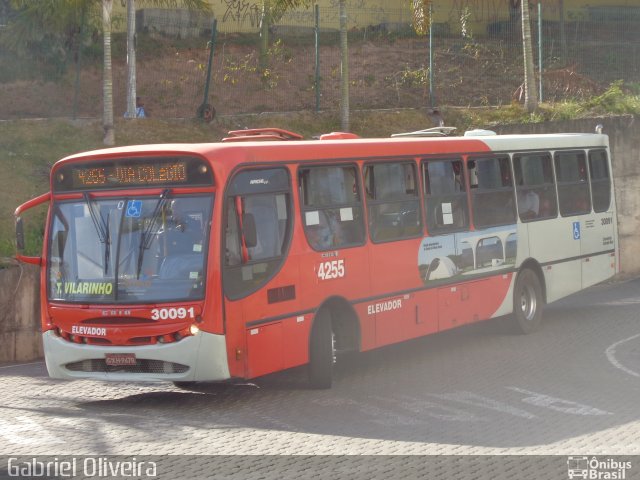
(137, 189, 171, 279)
(83, 193, 111, 275)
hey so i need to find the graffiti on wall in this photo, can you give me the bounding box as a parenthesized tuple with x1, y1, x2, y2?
(221, 0, 262, 27)
(214, 0, 615, 33)
(217, 0, 402, 31)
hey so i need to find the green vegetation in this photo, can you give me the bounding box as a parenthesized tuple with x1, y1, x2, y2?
(1, 85, 639, 261)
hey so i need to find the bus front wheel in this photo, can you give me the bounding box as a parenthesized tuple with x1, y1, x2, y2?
(512, 269, 544, 334)
(308, 310, 335, 389)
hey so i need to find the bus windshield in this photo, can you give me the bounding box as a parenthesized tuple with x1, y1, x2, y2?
(48, 194, 213, 304)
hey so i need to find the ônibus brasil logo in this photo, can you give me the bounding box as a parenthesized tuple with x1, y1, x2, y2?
(567, 456, 632, 479)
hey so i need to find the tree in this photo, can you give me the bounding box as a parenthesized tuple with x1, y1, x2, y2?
(339, 0, 348, 131)
(258, 0, 312, 69)
(410, 0, 431, 36)
(3, 0, 89, 78)
(408, 0, 432, 106)
(125, 0, 136, 119)
(102, 0, 114, 145)
(5, 0, 209, 145)
(520, 0, 538, 112)
(5, 0, 116, 143)
(124, 0, 210, 119)
(559, 0, 567, 67)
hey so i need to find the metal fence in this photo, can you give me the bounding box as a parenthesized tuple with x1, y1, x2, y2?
(0, 3, 638, 120)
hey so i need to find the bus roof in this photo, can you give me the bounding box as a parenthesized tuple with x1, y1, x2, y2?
(57, 131, 608, 167)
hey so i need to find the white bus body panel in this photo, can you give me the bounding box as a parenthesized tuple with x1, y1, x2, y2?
(527, 217, 583, 303)
(580, 210, 616, 288)
(480, 133, 616, 303)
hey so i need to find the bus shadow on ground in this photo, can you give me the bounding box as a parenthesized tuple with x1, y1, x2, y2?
(64, 280, 640, 449)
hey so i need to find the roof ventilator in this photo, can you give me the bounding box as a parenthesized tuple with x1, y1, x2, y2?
(391, 126, 457, 138)
(222, 128, 304, 142)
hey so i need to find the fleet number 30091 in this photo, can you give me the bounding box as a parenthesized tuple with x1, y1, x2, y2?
(150, 307, 195, 320)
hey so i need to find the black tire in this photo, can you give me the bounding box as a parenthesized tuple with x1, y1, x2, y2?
(512, 268, 544, 334)
(308, 310, 335, 389)
(196, 103, 216, 123)
(173, 381, 198, 390)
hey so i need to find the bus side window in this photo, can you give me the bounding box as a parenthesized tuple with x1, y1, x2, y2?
(299, 165, 365, 250)
(555, 151, 591, 217)
(225, 200, 242, 266)
(364, 161, 422, 242)
(223, 168, 292, 300)
(513, 152, 558, 222)
(423, 158, 468, 235)
(469, 155, 516, 228)
(588, 149, 611, 213)
(225, 193, 289, 264)
(469, 155, 516, 229)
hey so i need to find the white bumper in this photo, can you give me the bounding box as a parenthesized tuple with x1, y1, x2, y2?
(43, 330, 230, 382)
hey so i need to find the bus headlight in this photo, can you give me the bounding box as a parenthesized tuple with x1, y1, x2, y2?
(189, 324, 200, 336)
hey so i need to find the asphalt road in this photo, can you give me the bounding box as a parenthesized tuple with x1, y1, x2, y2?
(1, 278, 640, 478)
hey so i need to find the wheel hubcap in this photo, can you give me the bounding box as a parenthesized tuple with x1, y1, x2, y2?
(331, 332, 337, 364)
(520, 284, 537, 321)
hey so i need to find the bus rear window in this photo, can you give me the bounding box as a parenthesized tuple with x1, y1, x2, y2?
(588, 150, 611, 213)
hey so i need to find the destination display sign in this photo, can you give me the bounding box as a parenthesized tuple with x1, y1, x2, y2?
(53, 156, 214, 191)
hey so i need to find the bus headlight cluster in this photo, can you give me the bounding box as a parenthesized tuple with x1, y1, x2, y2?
(155, 324, 200, 344)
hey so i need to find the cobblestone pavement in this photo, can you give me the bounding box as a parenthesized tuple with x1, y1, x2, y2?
(1, 279, 640, 477)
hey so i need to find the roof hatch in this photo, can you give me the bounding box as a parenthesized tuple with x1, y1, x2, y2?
(222, 128, 304, 142)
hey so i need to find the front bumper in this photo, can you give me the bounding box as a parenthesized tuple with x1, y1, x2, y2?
(43, 329, 230, 382)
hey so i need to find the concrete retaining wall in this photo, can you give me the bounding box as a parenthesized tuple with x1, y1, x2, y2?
(0, 263, 42, 363)
(1, 115, 638, 363)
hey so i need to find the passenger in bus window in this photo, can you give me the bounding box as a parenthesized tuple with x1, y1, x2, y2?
(468, 161, 478, 188)
(452, 161, 464, 192)
(159, 202, 204, 278)
(164, 202, 202, 255)
(225, 204, 242, 266)
(307, 210, 344, 250)
(518, 189, 540, 220)
(307, 224, 332, 250)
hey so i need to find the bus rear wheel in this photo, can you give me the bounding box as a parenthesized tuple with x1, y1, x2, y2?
(308, 310, 335, 389)
(512, 268, 544, 334)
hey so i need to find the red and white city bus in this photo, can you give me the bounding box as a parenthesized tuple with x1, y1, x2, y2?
(15, 127, 618, 388)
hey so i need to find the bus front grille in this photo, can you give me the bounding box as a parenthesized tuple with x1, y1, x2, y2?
(65, 359, 189, 374)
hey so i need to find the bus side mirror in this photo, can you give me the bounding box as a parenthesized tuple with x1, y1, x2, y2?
(14, 191, 50, 266)
(15, 216, 41, 265)
(16, 216, 25, 252)
(242, 213, 257, 248)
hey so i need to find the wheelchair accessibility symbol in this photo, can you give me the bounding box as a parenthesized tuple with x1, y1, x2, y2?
(573, 221, 581, 240)
(126, 200, 142, 218)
